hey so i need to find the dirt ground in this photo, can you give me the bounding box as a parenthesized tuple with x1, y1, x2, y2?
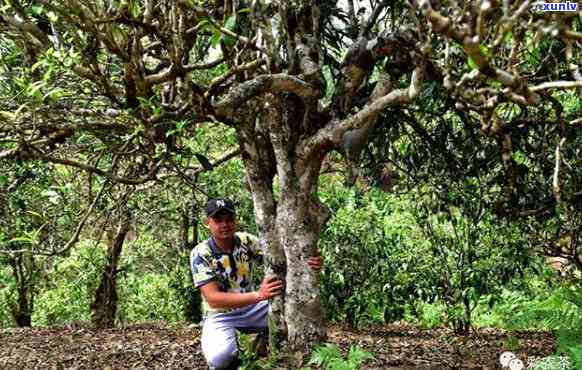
(0, 322, 555, 369)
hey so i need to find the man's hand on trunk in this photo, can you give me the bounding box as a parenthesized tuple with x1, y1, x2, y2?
(308, 250, 323, 272)
(257, 276, 284, 300)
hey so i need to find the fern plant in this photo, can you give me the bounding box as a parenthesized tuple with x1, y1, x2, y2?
(496, 287, 582, 331)
(237, 332, 278, 370)
(346, 345, 375, 367)
(307, 343, 374, 370)
(509, 283, 582, 370)
(308, 343, 343, 369)
(567, 345, 582, 370)
(557, 328, 582, 370)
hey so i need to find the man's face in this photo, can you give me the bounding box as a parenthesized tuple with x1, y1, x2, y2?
(206, 211, 237, 240)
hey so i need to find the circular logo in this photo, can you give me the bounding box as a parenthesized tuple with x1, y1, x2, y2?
(500, 352, 517, 367)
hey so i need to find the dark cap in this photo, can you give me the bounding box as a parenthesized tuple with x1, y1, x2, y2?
(205, 198, 236, 217)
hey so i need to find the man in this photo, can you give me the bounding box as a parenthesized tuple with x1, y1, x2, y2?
(190, 198, 322, 369)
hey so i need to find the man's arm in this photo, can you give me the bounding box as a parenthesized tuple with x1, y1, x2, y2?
(200, 277, 284, 310)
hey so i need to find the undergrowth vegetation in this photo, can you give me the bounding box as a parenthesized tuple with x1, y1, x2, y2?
(1, 169, 580, 367)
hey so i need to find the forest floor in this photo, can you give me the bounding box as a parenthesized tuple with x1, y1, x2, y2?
(0, 322, 555, 369)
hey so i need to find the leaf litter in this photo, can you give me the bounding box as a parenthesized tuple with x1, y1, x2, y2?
(0, 322, 555, 369)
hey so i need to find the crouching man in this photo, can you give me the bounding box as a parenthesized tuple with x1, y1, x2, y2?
(190, 198, 323, 369)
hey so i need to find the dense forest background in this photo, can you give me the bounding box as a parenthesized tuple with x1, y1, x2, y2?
(1, 0, 581, 368)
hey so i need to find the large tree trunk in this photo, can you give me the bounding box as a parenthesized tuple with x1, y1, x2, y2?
(235, 110, 289, 352)
(247, 184, 328, 367)
(90, 210, 131, 328)
(237, 93, 331, 365)
(277, 194, 328, 364)
(12, 282, 32, 327)
(9, 253, 37, 327)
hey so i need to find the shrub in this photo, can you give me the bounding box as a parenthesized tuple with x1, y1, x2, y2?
(32, 240, 106, 326)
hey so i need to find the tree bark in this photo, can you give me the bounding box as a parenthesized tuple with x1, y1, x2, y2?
(90, 210, 131, 328)
(235, 107, 290, 355)
(277, 195, 327, 365)
(182, 197, 202, 323)
(14, 286, 32, 327)
(235, 94, 331, 365)
(9, 254, 36, 327)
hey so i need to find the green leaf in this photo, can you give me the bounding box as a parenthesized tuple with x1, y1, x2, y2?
(223, 35, 235, 47)
(25, 210, 44, 219)
(308, 343, 344, 368)
(467, 56, 477, 70)
(347, 345, 374, 365)
(223, 15, 236, 46)
(43, 65, 54, 83)
(211, 29, 221, 47)
(504, 31, 513, 43)
(195, 19, 210, 31)
(398, 141, 409, 154)
(27, 80, 46, 98)
(479, 44, 490, 57)
(183, 0, 199, 8)
(31, 59, 45, 72)
(31, 4, 44, 15)
(9, 237, 34, 244)
(176, 121, 187, 131)
(467, 44, 489, 70)
(328, 358, 351, 370)
(111, 26, 125, 45)
(130, 0, 140, 18)
(43, 87, 64, 102)
(570, 345, 582, 369)
(224, 15, 236, 31)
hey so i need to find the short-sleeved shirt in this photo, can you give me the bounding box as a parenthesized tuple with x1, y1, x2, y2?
(190, 232, 263, 315)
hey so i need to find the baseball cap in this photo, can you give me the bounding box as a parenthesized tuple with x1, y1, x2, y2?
(205, 198, 236, 217)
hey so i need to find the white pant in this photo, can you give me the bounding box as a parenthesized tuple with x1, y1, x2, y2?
(201, 301, 268, 369)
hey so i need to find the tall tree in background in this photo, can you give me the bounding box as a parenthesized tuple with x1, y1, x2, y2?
(91, 204, 132, 328)
(0, 161, 86, 326)
(1, 0, 580, 363)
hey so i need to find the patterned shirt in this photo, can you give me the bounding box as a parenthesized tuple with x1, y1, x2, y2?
(190, 232, 263, 314)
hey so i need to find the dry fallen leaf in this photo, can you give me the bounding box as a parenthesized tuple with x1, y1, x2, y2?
(0, 323, 556, 369)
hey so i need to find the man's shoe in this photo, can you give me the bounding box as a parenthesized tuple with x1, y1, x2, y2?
(225, 357, 242, 369)
(252, 332, 269, 358)
(208, 357, 241, 370)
